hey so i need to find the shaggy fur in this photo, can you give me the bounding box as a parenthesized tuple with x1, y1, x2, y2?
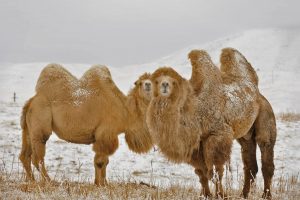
(19, 64, 153, 186)
(146, 68, 201, 163)
(147, 48, 276, 199)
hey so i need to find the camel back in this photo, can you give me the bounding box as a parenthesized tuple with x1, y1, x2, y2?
(35, 64, 126, 107)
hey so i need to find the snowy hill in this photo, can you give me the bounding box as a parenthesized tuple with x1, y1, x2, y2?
(1, 29, 298, 113)
(133, 28, 300, 113)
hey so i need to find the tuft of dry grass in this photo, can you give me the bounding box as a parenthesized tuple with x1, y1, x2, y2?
(278, 112, 300, 122)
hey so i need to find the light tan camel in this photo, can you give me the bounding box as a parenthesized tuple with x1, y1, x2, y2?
(147, 48, 276, 199)
(19, 64, 153, 186)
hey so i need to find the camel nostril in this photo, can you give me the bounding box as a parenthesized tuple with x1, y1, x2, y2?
(162, 82, 169, 88)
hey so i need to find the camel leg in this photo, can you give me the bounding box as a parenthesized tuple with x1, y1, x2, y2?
(19, 128, 34, 181)
(93, 153, 109, 186)
(255, 95, 276, 199)
(31, 133, 51, 182)
(237, 132, 258, 199)
(195, 168, 212, 197)
(258, 142, 275, 199)
(93, 128, 119, 186)
(203, 130, 233, 180)
(215, 164, 226, 198)
(191, 143, 212, 197)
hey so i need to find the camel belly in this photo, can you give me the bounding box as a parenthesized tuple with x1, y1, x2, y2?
(51, 104, 99, 144)
(228, 104, 259, 139)
(53, 127, 95, 144)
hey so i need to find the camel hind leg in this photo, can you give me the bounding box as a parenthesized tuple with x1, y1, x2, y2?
(31, 133, 51, 181)
(19, 128, 34, 181)
(255, 95, 276, 199)
(27, 97, 52, 181)
(237, 128, 258, 198)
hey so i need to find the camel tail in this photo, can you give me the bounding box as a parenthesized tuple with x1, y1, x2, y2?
(21, 97, 34, 130)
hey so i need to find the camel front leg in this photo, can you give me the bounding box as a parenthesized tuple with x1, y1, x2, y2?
(191, 145, 212, 197)
(93, 129, 119, 186)
(214, 164, 226, 198)
(195, 168, 212, 198)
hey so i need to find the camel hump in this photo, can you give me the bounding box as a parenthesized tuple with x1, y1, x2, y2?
(220, 48, 258, 85)
(35, 63, 77, 92)
(188, 49, 222, 95)
(188, 49, 213, 65)
(82, 65, 112, 81)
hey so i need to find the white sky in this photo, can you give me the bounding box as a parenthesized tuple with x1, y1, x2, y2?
(0, 0, 299, 67)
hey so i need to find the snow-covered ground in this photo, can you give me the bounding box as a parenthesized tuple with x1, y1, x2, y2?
(0, 28, 299, 189)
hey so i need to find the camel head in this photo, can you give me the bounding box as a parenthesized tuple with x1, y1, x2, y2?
(124, 72, 154, 154)
(134, 73, 153, 102)
(150, 67, 189, 105)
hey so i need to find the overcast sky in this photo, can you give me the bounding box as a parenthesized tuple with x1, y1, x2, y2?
(0, 0, 299, 67)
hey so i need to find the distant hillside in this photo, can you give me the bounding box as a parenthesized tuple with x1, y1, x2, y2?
(0, 29, 299, 112)
(128, 29, 300, 113)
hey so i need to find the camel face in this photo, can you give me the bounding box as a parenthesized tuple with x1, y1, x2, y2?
(153, 75, 179, 98)
(135, 75, 153, 101)
(141, 79, 153, 100)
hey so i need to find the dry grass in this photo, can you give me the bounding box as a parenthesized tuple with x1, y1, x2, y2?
(278, 112, 300, 122)
(0, 170, 299, 200)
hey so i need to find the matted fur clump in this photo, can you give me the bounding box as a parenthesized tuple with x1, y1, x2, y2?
(147, 48, 276, 199)
(19, 64, 153, 186)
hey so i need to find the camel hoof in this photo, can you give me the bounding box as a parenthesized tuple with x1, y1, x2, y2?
(95, 179, 108, 186)
(25, 176, 35, 182)
(200, 192, 212, 199)
(217, 192, 228, 199)
(240, 190, 249, 199)
(262, 191, 272, 199)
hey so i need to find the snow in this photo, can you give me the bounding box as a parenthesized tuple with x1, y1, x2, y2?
(0, 28, 300, 189)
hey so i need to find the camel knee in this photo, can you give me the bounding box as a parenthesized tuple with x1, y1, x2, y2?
(262, 163, 274, 178)
(94, 155, 109, 169)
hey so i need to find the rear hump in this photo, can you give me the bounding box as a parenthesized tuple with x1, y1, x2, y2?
(220, 48, 258, 85)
